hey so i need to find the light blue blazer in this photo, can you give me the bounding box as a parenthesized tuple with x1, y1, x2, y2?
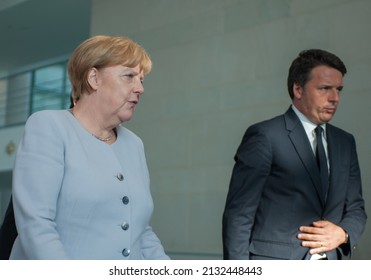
(10, 110, 169, 260)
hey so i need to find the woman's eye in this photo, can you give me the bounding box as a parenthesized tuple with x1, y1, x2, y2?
(123, 73, 143, 84)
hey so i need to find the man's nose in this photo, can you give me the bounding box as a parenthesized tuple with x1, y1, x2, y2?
(329, 89, 340, 102)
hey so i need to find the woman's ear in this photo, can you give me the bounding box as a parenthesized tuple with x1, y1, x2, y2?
(87, 67, 99, 90)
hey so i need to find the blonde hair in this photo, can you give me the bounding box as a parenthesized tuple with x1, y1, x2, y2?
(68, 35, 152, 103)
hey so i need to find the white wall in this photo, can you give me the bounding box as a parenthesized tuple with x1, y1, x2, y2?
(14, 0, 364, 259)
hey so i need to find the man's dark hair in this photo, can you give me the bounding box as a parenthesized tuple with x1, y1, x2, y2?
(287, 49, 347, 99)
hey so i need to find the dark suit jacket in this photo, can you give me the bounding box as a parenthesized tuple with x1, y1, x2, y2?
(222, 107, 367, 260)
(0, 198, 17, 259)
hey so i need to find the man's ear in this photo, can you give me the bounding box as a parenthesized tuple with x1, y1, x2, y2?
(87, 67, 99, 90)
(293, 83, 303, 100)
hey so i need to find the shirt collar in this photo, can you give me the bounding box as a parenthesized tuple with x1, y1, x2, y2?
(291, 105, 327, 137)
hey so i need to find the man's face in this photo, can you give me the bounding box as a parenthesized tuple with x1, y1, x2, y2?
(293, 65, 343, 125)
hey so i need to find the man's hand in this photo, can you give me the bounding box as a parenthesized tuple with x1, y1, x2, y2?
(297, 220, 347, 255)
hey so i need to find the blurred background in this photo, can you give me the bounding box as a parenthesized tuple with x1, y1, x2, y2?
(0, 0, 370, 259)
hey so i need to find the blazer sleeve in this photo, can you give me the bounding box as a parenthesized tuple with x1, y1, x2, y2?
(337, 136, 367, 257)
(12, 112, 69, 259)
(222, 124, 272, 259)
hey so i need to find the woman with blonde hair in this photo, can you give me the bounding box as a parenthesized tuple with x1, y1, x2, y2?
(10, 35, 169, 260)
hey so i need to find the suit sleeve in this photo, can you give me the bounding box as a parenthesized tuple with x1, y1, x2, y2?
(337, 136, 367, 257)
(12, 112, 69, 259)
(222, 125, 272, 259)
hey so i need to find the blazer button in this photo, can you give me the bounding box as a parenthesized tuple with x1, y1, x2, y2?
(122, 196, 129, 205)
(116, 173, 124, 181)
(122, 248, 130, 257)
(121, 222, 129, 231)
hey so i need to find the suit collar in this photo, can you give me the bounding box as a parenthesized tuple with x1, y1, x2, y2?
(284, 106, 302, 132)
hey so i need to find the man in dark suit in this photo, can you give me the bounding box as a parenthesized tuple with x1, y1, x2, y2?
(0, 198, 17, 259)
(222, 49, 367, 260)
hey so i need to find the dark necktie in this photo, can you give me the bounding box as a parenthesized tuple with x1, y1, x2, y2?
(315, 126, 329, 199)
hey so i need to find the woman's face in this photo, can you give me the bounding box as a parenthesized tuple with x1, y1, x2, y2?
(95, 64, 144, 123)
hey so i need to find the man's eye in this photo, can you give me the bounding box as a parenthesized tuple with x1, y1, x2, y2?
(319, 86, 331, 92)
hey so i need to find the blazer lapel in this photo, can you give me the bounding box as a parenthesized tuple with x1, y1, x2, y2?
(284, 108, 326, 207)
(323, 124, 341, 209)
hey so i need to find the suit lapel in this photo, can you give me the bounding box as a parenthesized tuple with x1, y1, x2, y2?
(284, 108, 326, 207)
(324, 124, 340, 209)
